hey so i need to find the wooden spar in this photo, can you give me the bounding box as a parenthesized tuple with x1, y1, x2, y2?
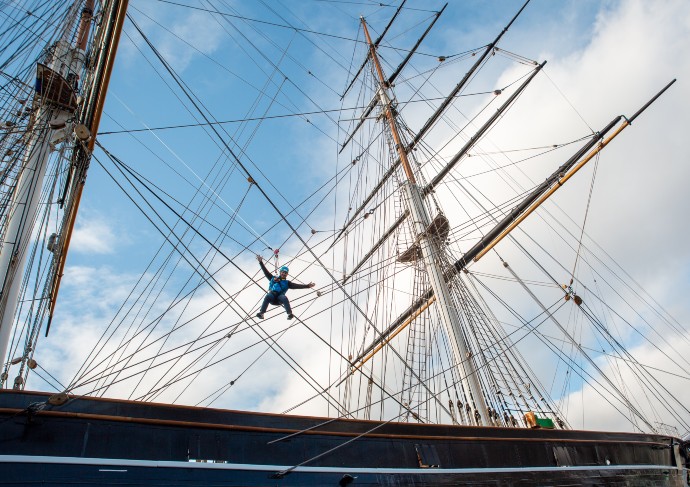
(361, 17, 490, 421)
(368, 288, 430, 343)
(333, 1, 530, 244)
(337, 61, 543, 274)
(86, 0, 130, 153)
(362, 116, 622, 340)
(361, 19, 417, 184)
(358, 80, 676, 363)
(47, 0, 130, 328)
(341, 0, 407, 100)
(387, 4, 447, 86)
(451, 114, 622, 273)
(350, 297, 435, 372)
(0, 1, 100, 360)
(473, 121, 629, 263)
(423, 61, 545, 195)
(347, 124, 641, 406)
(339, 4, 446, 154)
(471, 78, 677, 264)
(76, 0, 94, 51)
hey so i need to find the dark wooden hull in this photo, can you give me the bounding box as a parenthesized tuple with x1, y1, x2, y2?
(0, 390, 687, 486)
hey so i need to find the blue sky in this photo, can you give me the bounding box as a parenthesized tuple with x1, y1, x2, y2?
(78, 0, 610, 267)
(20, 0, 690, 433)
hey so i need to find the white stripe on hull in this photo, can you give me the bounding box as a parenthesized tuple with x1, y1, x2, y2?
(0, 455, 683, 476)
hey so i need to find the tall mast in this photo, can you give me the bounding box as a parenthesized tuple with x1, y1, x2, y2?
(48, 0, 130, 329)
(334, 1, 529, 246)
(360, 18, 490, 424)
(364, 80, 676, 365)
(0, 1, 95, 372)
(0, 0, 130, 388)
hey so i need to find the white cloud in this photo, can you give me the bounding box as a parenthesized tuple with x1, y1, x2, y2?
(468, 0, 690, 432)
(156, 10, 226, 72)
(71, 212, 119, 254)
(561, 329, 690, 434)
(118, 2, 226, 73)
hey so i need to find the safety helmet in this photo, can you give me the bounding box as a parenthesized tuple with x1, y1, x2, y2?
(280, 266, 289, 273)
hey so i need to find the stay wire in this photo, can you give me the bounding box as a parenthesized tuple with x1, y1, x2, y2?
(127, 14, 417, 364)
(126, 8, 338, 230)
(507, 210, 690, 384)
(69, 145, 252, 393)
(420, 144, 653, 427)
(256, 0, 351, 78)
(106, 92, 259, 244)
(151, 0, 446, 58)
(69, 151, 252, 391)
(83, 149, 351, 413)
(124, 3, 342, 169)
(197, 284, 327, 408)
(472, 277, 651, 432)
(514, 206, 690, 374)
(135, 184, 256, 402)
(543, 70, 595, 134)
(579, 302, 690, 430)
(543, 196, 690, 346)
(75, 145, 354, 393)
(92, 143, 418, 416)
(570, 152, 600, 279)
(438, 62, 687, 368)
(97, 88, 505, 137)
(118, 25, 274, 250)
(98, 155, 241, 398)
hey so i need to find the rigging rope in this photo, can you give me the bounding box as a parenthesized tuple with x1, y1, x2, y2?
(75, 140, 434, 419)
(127, 15, 445, 393)
(90, 145, 345, 403)
(570, 152, 599, 281)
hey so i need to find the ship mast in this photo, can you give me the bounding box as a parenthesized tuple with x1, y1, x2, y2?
(47, 0, 130, 330)
(0, 1, 95, 373)
(0, 0, 129, 387)
(360, 18, 490, 424)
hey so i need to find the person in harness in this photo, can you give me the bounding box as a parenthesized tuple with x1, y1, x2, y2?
(256, 254, 315, 320)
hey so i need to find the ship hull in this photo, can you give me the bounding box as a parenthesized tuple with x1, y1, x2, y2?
(1, 390, 687, 486)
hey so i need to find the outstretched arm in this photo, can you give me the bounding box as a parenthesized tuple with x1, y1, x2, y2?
(256, 255, 272, 280)
(288, 281, 315, 290)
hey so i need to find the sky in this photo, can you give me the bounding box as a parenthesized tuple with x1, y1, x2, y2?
(13, 0, 690, 435)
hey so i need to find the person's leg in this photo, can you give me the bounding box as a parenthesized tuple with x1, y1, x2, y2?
(257, 293, 276, 318)
(276, 294, 292, 316)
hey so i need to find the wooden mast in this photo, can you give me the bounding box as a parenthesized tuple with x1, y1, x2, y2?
(361, 80, 677, 362)
(471, 79, 677, 264)
(47, 0, 130, 329)
(360, 17, 490, 424)
(0, 1, 98, 372)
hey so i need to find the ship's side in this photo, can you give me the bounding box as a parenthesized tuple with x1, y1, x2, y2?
(0, 390, 686, 486)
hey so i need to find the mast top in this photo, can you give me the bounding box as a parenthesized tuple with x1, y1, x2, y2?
(360, 17, 417, 184)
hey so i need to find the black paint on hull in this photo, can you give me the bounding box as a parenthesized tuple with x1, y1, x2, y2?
(0, 390, 687, 486)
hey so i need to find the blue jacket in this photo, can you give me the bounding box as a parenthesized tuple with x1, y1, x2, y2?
(268, 277, 289, 295)
(259, 260, 310, 295)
